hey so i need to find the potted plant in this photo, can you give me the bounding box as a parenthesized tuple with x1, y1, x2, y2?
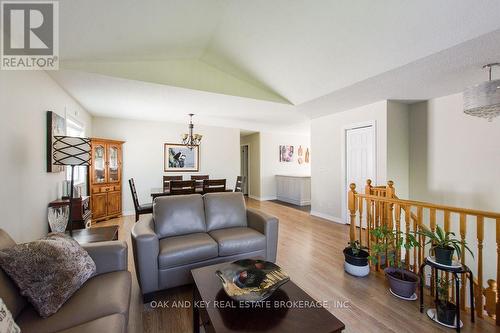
(436, 277, 457, 326)
(418, 225, 473, 266)
(343, 240, 370, 277)
(369, 225, 420, 299)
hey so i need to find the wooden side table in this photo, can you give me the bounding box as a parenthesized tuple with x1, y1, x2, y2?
(419, 257, 474, 332)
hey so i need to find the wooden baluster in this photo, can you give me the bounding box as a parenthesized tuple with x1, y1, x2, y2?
(366, 198, 372, 250)
(364, 179, 372, 247)
(476, 216, 484, 318)
(348, 183, 357, 242)
(412, 207, 417, 273)
(496, 218, 500, 325)
(441, 210, 455, 302)
(417, 207, 423, 271)
(394, 204, 401, 266)
(430, 208, 436, 295)
(405, 205, 411, 271)
(386, 181, 395, 230)
(459, 213, 466, 311)
(358, 196, 364, 245)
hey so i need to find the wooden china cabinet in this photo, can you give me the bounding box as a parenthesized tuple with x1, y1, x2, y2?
(88, 138, 124, 222)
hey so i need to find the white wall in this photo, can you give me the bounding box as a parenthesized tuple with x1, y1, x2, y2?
(0, 71, 92, 242)
(387, 101, 410, 199)
(92, 117, 240, 214)
(259, 132, 311, 200)
(410, 93, 500, 209)
(310, 100, 388, 222)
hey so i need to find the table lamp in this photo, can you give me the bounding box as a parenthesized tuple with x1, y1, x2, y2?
(53, 136, 91, 236)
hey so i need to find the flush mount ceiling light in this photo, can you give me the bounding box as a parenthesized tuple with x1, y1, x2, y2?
(181, 113, 202, 150)
(463, 63, 500, 122)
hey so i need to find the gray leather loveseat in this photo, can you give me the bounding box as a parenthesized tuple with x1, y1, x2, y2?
(131, 192, 279, 301)
(0, 229, 131, 333)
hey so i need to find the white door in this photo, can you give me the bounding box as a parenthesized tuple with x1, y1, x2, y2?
(344, 125, 375, 226)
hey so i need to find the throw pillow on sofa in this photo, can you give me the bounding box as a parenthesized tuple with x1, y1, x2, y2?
(0, 233, 96, 318)
(0, 297, 20, 333)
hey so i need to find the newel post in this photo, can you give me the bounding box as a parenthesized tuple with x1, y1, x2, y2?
(348, 183, 357, 242)
(365, 179, 372, 195)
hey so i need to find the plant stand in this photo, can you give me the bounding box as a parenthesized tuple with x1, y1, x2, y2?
(419, 257, 474, 333)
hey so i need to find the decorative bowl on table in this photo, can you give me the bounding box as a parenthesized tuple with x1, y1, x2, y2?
(215, 259, 290, 303)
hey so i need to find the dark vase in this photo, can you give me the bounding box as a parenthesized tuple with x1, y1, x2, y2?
(384, 267, 418, 298)
(434, 246, 454, 265)
(436, 300, 456, 326)
(343, 247, 369, 266)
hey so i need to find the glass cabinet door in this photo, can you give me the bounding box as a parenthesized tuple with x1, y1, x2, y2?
(93, 143, 106, 184)
(108, 144, 120, 183)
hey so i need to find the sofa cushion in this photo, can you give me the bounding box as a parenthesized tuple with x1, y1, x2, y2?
(54, 314, 126, 333)
(154, 194, 206, 238)
(0, 230, 26, 319)
(0, 233, 96, 318)
(16, 271, 131, 333)
(158, 233, 218, 269)
(209, 227, 266, 256)
(203, 192, 247, 231)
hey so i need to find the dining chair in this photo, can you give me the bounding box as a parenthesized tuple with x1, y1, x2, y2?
(163, 175, 183, 192)
(169, 180, 196, 195)
(234, 176, 246, 193)
(203, 179, 226, 193)
(129, 178, 153, 222)
(191, 175, 209, 190)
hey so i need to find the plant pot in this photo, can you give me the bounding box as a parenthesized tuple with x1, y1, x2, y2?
(384, 267, 418, 299)
(343, 247, 369, 266)
(344, 261, 370, 277)
(436, 300, 456, 326)
(434, 246, 454, 266)
(343, 247, 369, 277)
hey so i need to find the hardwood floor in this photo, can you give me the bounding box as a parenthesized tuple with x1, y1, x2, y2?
(97, 198, 497, 333)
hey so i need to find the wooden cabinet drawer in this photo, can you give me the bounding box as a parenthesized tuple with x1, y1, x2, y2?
(93, 185, 121, 193)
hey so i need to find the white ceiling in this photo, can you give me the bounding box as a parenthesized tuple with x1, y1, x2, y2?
(51, 0, 500, 131)
(49, 70, 310, 133)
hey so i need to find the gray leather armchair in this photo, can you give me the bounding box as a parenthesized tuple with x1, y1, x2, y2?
(131, 192, 279, 301)
(0, 230, 131, 333)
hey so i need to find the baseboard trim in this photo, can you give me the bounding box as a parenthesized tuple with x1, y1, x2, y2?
(310, 211, 344, 224)
(122, 210, 135, 216)
(248, 195, 277, 201)
(276, 197, 311, 206)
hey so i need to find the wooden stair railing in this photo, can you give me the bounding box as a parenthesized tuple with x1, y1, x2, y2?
(349, 179, 500, 325)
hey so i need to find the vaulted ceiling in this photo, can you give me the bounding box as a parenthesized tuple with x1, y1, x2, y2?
(49, 0, 500, 132)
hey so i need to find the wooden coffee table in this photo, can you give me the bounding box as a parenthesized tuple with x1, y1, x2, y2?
(68, 226, 119, 244)
(191, 262, 345, 333)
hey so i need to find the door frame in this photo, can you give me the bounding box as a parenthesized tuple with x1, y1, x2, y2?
(340, 120, 377, 224)
(240, 143, 250, 195)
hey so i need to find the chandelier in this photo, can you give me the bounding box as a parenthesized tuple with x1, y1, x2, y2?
(463, 63, 500, 121)
(181, 113, 202, 149)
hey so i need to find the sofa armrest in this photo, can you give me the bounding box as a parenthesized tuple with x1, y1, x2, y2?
(131, 217, 159, 294)
(82, 240, 128, 276)
(247, 208, 279, 262)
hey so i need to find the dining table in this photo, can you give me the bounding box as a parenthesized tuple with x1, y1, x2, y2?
(150, 187, 233, 199)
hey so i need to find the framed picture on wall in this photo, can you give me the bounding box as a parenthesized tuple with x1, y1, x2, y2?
(46, 111, 66, 173)
(164, 143, 200, 172)
(279, 145, 294, 162)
